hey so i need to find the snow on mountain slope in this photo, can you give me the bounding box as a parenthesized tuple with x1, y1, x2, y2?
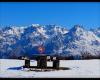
(90, 27, 100, 38)
(0, 24, 100, 58)
(62, 25, 100, 57)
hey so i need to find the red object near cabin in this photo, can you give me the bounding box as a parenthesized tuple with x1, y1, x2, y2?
(38, 45, 45, 54)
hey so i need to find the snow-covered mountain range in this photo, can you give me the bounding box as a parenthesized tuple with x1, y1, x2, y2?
(0, 24, 100, 59)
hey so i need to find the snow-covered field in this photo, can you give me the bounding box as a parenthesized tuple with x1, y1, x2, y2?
(0, 59, 100, 78)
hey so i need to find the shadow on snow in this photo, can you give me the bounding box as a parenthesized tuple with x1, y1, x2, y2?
(7, 66, 23, 70)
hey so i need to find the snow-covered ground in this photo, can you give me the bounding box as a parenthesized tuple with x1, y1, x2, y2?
(0, 59, 100, 78)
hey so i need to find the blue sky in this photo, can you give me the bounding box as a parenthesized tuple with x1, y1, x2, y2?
(0, 2, 100, 29)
